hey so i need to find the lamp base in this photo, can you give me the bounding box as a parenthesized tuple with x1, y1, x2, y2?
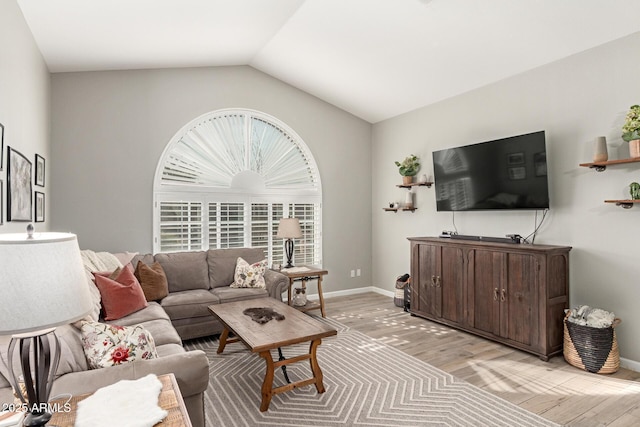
(23, 411, 52, 427)
(7, 330, 61, 427)
(284, 238, 295, 269)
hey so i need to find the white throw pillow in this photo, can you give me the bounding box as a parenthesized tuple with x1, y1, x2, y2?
(231, 257, 268, 289)
(80, 321, 158, 369)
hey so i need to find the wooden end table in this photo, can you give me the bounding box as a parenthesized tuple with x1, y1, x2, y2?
(47, 373, 192, 427)
(208, 297, 336, 412)
(280, 266, 328, 317)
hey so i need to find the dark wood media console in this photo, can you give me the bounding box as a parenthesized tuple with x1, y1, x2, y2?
(408, 237, 571, 361)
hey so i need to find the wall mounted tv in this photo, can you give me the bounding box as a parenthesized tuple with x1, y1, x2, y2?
(432, 131, 549, 211)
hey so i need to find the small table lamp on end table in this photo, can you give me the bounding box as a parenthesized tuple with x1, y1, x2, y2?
(276, 217, 302, 269)
(0, 231, 93, 427)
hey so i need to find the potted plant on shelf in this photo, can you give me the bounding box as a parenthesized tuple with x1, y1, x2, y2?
(622, 105, 640, 158)
(395, 154, 420, 185)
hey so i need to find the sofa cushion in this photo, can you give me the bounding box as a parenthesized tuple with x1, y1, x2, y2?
(130, 253, 156, 268)
(106, 301, 170, 325)
(112, 251, 139, 266)
(80, 321, 158, 369)
(81, 250, 124, 321)
(161, 290, 220, 320)
(94, 265, 148, 320)
(134, 261, 169, 301)
(55, 324, 90, 377)
(131, 319, 183, 347)
(155, 343, 186, 358)
(231, 257, 268, 288)
(210, 286, 269, 303)
(207, 248, 266, 289)
(155, 251, 209, 292)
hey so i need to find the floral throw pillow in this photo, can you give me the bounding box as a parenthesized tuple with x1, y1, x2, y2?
(80, 321, 158, 369)
(231, 257, 268, 289)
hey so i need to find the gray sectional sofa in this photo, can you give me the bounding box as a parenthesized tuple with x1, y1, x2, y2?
(135, 247, 289, 340)
(0, 247, 288, 427)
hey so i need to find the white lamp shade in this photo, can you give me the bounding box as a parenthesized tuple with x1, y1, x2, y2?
(276, 218, 302, 239)
(0, 232, 93, 334)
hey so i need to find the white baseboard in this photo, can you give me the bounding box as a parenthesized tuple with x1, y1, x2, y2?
(304, 286, 393, 301)
(301, 286, 640, 372)
(620, 357, 640, 372)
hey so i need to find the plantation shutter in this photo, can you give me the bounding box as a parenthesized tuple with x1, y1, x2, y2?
(154, 109, 322, 265)
(158, 201, 203, 252)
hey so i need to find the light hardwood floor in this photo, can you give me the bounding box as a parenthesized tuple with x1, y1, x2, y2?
(323, 292, 640, 427)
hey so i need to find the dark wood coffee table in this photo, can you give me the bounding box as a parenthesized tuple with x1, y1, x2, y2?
(208, 297, 337, 411)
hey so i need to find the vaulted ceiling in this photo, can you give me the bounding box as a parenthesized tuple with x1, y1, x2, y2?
(17, 0, 640, 123)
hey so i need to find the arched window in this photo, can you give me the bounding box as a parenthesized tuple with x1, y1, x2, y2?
(153, 109, 322, 266)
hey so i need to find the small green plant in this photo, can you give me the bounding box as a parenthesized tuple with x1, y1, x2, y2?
(622, 105, 640, 142)
(394, 155, 420, 176)
(630, 182, 640, 200)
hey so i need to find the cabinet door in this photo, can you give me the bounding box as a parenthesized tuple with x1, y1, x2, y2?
(500, 253, 538, 346)
(415, 243, 441, 318)
(470, 249, 503, 335)
(440, 246, 464, 325)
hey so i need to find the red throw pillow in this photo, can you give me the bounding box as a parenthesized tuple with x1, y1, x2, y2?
(93, 264, 148, 321)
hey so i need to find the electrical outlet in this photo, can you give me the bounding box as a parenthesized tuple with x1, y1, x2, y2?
(350, 270, 355, 278)
(356, 268, 361, 276)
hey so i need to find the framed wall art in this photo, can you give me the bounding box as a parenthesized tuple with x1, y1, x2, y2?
(534, 152, 547, 177)
(35, 154, 45, 187)
(507, 152, 525, 165)
(7, 146, 32, 222)
(0, 123, 4, 171)
(35, 191, 45, 222)
(508, 166, 526, 180)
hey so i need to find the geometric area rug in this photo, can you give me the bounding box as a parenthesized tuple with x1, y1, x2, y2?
(184, 316, 559, 427)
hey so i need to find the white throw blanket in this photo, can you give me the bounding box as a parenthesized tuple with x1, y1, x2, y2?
(566, 305, 615, 328)
(75, 374, 168, 427)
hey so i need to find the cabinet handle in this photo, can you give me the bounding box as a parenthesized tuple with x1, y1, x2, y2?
(493, 288, 499, 301)
(431, 275, 436, 287)
(501, 289, 506, 302)
(435, 276, 441, 288)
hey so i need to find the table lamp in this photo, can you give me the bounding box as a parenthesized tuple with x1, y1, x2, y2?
(276, 218, 302, 269)
(0, 231, 93, 427)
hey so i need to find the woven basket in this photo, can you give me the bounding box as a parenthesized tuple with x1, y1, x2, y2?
(563, 310, 621, 374)
(394, 278, 409, 308)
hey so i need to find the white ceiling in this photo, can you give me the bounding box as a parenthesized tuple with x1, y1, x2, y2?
(17, 0, 640, 123)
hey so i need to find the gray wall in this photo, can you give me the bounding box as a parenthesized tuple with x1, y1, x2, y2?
(50, 65, 372, 293)
(372, 31, 640, 363)
(0, 0, 50, 233)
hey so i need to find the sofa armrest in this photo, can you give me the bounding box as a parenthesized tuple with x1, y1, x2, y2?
(264, 269, 288, 301)
(50, 350, 209, 399)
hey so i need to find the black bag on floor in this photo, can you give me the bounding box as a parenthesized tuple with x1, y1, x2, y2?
(395, 274, 410, 311)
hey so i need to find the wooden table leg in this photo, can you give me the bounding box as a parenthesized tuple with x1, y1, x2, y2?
(217, 328, 230, 354)
(259, 350, 275, 412)
(309, 339, 325, 393)
(317, 275, 326, 318)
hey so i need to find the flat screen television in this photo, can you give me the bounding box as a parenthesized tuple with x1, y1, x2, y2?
(432, 131, 549, 211)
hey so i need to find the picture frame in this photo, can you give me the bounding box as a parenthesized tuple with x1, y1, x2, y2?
(35, 154, 45, 187)
(35, 191, 45, 222)
(0, 123, 4, 171)
(507, 152, 525, 165)
(508, 166, 526, 180)
(7, 146, 32, 222)
(534, 152, 547, 177)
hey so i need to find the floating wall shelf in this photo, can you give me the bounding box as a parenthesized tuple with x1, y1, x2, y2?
(383, 207, 417, 213)
(604, 199, 640, 209)
(579, 157, 640, 172)
(580, 157, 640, 208)
(397, 182, 433, 189)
